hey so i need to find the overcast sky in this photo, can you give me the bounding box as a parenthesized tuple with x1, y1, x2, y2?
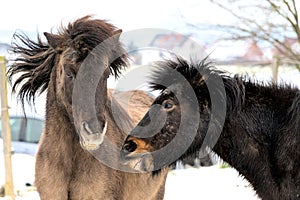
(0, 0, 233, 43)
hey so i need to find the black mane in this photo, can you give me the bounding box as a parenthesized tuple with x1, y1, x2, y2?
(8, 15, 128, 106)
(149, 57, 245, 113)
(149, 57, 299, 114)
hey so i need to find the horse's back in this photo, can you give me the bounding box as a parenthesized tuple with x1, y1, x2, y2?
(110, 89, 154, 125)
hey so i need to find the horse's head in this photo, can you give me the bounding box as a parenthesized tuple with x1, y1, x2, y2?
(121, 58, 229, 172)
(9, 16, 128, 151)
(120, 58, 203, 172)
(121, 89, 183, 172)
(121, 83, 203, 172)
(47, 17, 128, 150)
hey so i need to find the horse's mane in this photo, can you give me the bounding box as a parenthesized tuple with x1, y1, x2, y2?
(8, 33, 54, 106)
(284, 92, 300, 132)
(149, 56, 245, 113)
(8, 15, 129, 106)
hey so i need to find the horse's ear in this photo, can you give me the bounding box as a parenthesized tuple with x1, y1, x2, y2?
(113, 29, 122, 41)
(44, 32, 63, 49)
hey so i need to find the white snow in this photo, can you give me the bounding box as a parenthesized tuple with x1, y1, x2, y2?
(164, 166, 260, 200)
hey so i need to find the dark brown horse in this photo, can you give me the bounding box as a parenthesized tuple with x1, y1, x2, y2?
(121, 57, 300, 200)
(8, 16, 167, 200)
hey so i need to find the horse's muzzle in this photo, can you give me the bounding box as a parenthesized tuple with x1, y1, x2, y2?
(79, 120, 107, 150)
(121, 138, 154, 172)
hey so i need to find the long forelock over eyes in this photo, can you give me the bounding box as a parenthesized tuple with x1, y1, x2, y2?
(61, 16, 129, 77)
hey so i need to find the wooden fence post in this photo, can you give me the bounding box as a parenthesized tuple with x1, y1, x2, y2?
(0, 56, 15, 200)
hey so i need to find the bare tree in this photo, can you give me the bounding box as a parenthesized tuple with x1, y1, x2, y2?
(217, 0, 299, 67)
(185, 0, 300, 69)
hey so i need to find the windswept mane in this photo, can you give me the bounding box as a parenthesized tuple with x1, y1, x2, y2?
(8, 33, 54, 105)
(149, 57, 245, 112)
(8, 15, 128, 106)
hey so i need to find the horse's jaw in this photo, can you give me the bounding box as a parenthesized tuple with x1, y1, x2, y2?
(121, 152, 154, 172)
(80, 137, 103, 150)
(79, 121, 107, 150)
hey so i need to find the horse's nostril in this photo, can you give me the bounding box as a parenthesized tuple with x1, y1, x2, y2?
(82, 121, 93, 134)
(123, 140, 138, 153)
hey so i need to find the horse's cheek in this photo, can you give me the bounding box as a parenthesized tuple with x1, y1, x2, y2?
(57, 78, 73, 111)
(65, 82, 73, 105)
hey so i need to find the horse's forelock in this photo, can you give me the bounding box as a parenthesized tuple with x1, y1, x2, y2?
(63, 16, 129, 77)
(149, 57, 213, 91)
(149, 57, 245, 113)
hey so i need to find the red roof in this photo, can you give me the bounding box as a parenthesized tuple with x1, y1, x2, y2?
(150, 34, 191, 50)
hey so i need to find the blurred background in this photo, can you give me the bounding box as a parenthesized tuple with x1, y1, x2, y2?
(0, 0, 299, 199)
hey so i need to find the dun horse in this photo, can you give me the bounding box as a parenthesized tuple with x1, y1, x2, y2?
(121, 57, 300, 200)
(9, 16, 167, 200)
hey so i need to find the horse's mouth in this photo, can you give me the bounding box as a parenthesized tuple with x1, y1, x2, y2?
(80, 134, 104, 151)
(121, 152, 154, 172)
(79, 121, 107, 150)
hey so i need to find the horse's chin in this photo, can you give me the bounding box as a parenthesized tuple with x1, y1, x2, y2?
(122, 153, 154, 172)
(79, 135, 104, 151)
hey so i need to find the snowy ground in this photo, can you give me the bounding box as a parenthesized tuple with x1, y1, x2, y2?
(164, 166, 260, 200)
(0, 165, 260, 200)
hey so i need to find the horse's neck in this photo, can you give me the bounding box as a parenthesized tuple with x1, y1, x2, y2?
(45, 98, 76, 137)
(210, 87, 291, 198)
(106, 91, 134, 139)
(212, 92, 274, 168)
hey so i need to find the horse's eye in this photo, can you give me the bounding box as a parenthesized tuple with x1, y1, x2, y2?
(66, 71, 75, 80)
(163, 101, 173, 110)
